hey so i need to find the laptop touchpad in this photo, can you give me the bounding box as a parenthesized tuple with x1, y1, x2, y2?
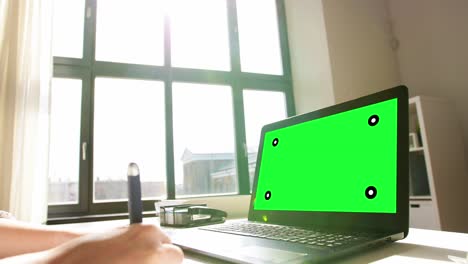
(239, 245, 307, 263)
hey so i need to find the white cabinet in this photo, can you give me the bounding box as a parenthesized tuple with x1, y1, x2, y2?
(409, 96, 468, 232)
(409, 200, 439, 230)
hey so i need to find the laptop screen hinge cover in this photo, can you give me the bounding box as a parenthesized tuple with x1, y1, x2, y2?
(389, 232, 405, 241)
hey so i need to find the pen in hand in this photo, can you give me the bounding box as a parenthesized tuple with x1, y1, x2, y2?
(127, 162, 143, 224)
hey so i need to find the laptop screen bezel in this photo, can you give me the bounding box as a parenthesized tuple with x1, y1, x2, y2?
(248, 86, 409, 237)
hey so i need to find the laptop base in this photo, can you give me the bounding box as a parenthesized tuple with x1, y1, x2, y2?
(169, 220, 403, 264)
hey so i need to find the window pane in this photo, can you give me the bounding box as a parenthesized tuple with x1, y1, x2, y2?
(48, 78, 82, 204)
(95, 0, 164, 65)
(243, 90, 287, 190)
(173, 83, 237, 196)
(94, 78, 166, 201)
(237, 0, 283, 75)
(170, 0, 230, 71)
(52, 0, 85, 58)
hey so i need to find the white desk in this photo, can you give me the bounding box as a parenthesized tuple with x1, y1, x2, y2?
(55, 218, 468, 264)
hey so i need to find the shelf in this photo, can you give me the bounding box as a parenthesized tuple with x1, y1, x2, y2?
(410, 147, 424, 152)
(407, 96, 468, 232)
(410, 195, 432, 201)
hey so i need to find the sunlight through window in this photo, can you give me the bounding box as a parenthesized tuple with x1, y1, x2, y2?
(243, 90, 287, 190)
(93, 78, 167, 201)
(169, 0, 231, 71)
(52, 0, 85, 58)
(237, 0, 283, 75)
(173, 83, 237, 196)
(48, 78, 82, 204)
(95, 0, 165, 65)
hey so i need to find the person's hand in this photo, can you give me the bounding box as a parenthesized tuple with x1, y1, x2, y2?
(46, 224, 183, 264)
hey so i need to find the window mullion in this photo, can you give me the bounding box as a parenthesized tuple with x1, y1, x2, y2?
(227, 0, 249, 194)
(165, 79, 176, 199)
(276, 0, 296, 116)
(232, 86, 250, 194)
(86, 0, 97, 212)
(80, 70, 92, 213)
(83, 0, 96, 66)
(164, 11, 176, 199)
(227, 0, 241, 74)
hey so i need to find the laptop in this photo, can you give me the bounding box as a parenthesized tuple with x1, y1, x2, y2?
(169, 86, 409, 263)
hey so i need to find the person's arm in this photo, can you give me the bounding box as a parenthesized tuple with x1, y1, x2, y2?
(0, 219, 81, 259)
(0, 224, 183, 264)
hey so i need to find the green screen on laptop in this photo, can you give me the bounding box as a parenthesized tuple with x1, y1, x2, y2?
(253, 98, 398, 214)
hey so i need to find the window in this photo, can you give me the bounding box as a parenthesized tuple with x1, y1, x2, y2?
(48, 78, 82, 204)
(95, 0, 165, 65)
(173, 83, 237, 196)
(237, 0, 283, 75)
(49, 0, 294, 218)
(243, 90, 287, 190)
(52, 0, 85, 58)
(93, 78, 166, 201)
(169, 0, 231, 71)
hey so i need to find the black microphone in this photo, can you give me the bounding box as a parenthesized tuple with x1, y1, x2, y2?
(127, 162, 143, 224)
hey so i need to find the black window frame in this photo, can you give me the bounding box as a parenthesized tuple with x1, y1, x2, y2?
(48, 0, 295, 219)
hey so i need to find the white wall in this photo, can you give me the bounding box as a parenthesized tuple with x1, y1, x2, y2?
(388, 0, 468, 153)
(285, 0, 401, 112)
(284, 0, 335, 114)
(285, 0, 468, 152)
(322, 0, 401, 103)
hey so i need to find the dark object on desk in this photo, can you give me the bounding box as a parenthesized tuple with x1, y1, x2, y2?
(160, 204, 227, 227)
(127, 162, 143, 224)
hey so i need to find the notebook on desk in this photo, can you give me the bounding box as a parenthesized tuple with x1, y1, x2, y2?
(170, 86, 409, 264)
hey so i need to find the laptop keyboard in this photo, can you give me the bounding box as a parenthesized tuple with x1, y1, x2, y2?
(201, 222, 370, 248)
